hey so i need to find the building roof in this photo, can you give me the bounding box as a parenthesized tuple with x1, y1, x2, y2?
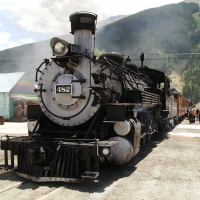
(0, 72, 25, 92)
(10, 75, 37, 100)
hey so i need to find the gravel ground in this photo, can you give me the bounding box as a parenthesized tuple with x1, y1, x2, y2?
(0, 120, 200, 200)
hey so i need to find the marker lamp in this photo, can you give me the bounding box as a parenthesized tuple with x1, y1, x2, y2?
(102, 148, 110, 156)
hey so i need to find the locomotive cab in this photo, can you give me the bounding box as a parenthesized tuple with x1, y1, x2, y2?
(140, 66, 178, 129)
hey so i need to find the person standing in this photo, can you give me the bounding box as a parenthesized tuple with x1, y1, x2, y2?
(188, 107, 194, 123)
(193, 108, 196, 123)
(196, 108, 199, 121)
(199, 110, 200, 123)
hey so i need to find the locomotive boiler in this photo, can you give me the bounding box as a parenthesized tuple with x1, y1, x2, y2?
(0, 12, 188, 182)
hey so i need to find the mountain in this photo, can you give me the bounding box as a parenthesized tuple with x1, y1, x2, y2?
(184, 0, 200, 3)
(0, 2, 200, 102)
(97, 15, 129, 28)
(0, 34, 74, 83)
(96, 2, 199, 65)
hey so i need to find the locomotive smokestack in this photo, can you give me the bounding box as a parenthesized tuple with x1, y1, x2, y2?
(69, 12, 97, 55)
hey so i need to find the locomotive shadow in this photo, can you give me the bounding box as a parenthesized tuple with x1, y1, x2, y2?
(61, 130, 169, 192)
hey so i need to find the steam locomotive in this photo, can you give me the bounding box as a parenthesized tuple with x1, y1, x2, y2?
(0, 12, 193, 183)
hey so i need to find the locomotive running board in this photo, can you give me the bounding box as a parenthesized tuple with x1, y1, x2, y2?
(14, 169, 82, 183)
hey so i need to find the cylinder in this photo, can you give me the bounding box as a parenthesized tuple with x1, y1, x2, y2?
(107, 136, 133, 165)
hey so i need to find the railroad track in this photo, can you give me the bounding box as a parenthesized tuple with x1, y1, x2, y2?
(0, 168, 70, 200)
(0, 180, 29, 193)
(0, 167, 100, 200)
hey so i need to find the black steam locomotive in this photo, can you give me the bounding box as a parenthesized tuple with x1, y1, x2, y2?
(0, 12, 188, 182)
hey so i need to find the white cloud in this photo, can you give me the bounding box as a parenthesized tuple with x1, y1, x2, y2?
(0, 40, 21, 50)
(0, 31, 34, 50)
(0, 0, 100, 35)
(19, 38, 36, 44)
(0, 32, 10, 44)
(0, 0, 183, 36)
(7, 40, 21, 49)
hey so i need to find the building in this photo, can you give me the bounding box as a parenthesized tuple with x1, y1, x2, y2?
(0, 72, 37, 120)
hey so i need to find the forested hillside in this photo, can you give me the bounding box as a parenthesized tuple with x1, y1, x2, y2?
(182, 48, 200, 103)
(96, 2, 199, 73)
(181, 8, 200, 104)
(0, 2, 200, 103)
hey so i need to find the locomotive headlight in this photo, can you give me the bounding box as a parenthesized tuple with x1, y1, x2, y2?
(54, 41, 68, 56)
(50, 37, 69, 56)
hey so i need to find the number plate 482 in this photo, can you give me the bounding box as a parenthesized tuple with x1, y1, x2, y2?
(55, 84, 72, 94)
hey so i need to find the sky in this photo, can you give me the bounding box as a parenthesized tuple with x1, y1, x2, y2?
(0, 0, 184, 51)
